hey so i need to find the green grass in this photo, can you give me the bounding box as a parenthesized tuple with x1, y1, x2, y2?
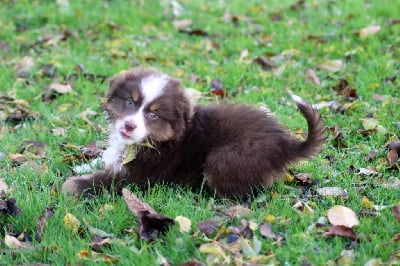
(1, 0, 399, 265)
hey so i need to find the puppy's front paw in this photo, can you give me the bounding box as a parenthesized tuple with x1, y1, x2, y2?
(61, 174, 93, 197)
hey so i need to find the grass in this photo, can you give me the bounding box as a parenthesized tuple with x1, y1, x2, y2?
(0, 0, 399, 265)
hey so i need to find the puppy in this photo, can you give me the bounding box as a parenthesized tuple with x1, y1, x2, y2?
(62, 68, 325, 198)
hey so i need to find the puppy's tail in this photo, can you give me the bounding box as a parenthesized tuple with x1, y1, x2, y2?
(287, 90, 326, 158)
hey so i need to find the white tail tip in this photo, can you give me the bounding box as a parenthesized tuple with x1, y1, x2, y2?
(286, 89, 306, 105)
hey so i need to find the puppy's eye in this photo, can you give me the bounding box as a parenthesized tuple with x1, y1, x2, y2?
(149, 111, 158, 120)
(126, 99, 134, 108)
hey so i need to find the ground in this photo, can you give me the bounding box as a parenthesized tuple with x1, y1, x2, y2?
(0, 0, 399, 265)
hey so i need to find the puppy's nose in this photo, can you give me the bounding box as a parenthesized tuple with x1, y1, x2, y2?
(124, 121, 137, 132)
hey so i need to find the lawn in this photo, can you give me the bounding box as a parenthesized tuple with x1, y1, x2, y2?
(0, 0, 399, 265)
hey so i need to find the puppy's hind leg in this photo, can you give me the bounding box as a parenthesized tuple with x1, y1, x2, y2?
(61, 170, 125, 197)
(204, 146, 258, 199)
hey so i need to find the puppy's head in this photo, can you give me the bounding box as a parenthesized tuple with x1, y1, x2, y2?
(103, 68, 192, 145)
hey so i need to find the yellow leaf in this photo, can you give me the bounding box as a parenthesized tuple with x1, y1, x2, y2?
(175, 215, 192, 233)
(199, 242, 227, 260)
(264, 214, 276, 223)
(78, 249, 91, 259)
(122, 145, 138, 165)
(64, 213, 81, 233)
(362, 196, 373, 209)
(284, 173, 295, 182)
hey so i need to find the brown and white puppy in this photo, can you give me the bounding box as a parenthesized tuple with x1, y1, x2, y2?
(62, 68, 325, 198)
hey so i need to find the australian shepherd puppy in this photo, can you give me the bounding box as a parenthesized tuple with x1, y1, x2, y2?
(62, 68, 325, 198)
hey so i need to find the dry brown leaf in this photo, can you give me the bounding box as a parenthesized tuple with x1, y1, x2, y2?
(387, 149, 399, 167)
(327, 205, 359, 228)
(122, 188, 156, 215)
(226, 205, 251, 218)
(326, 225, 356, 240)
(393, 205, 400, 223)
(9, 153, 28, 164)
(137, 211, 175, 241)
(259, 223, 277, 240)
(198, 220, 219, 237)
(305, 69, 321, 85)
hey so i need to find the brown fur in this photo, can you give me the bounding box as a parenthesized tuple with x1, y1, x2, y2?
(62, 68, 326, 198)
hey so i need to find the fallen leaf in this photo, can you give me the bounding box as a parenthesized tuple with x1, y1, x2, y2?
(329, 126, 347, 148)
(9, 153, 28, 164)
(333, 78, 358, 101)
(252, 57, 277, 71)
(179, 259, 203, 266)
(357, 167, 378, 176)
(50, 82, 72, 94)
(387, 149, 399, 168)
(64, 212, 81, 233)
(361, 196, 373, 209)
(393, 205, 400, 223)
(264, 214, 276, 223)
(14, 56, 34, 77)
(365, 150, 377, 162)
(294, 173, 312, 185)
(361, 118, 379, 130)
(259, 223, 277, 240)
(382, 176, 400, 189)
(179, 28, 209, 36)
(292, 199, 314, 214)
(20, 140, 47, 159)
(4, 234, 33, 249)
(209, 79, 227, 97)
(138, 211, 175, 241)
(78, 249, 119, 263)
(318, 59, 345, 72)
(387, 141, 400, 153)
(84, 219, 114, 238)
(0, 198, 22, 216)
(355, 25, 381, 39)
(317, 187, 348, 198)
(175, 215, 192, 233)
(327, 205, 359, 228)
(0, 178, 8, 196)
(326, 225, 356, 240)
(122, 188, 156, 215)
(305, 69, 321, 85)
(199, 242, 228, 260)
(226, 205, 251, 218)
(241, 236, 262, 257)
(198, 220, 219, 237)
(172, 19, 192, 30)
(90, 235, 113, 252)
(239, 49, 249, 62)
(364, 258, 383, 266)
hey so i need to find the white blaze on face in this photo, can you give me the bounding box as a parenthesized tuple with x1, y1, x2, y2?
(102, 74, 169, 168)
